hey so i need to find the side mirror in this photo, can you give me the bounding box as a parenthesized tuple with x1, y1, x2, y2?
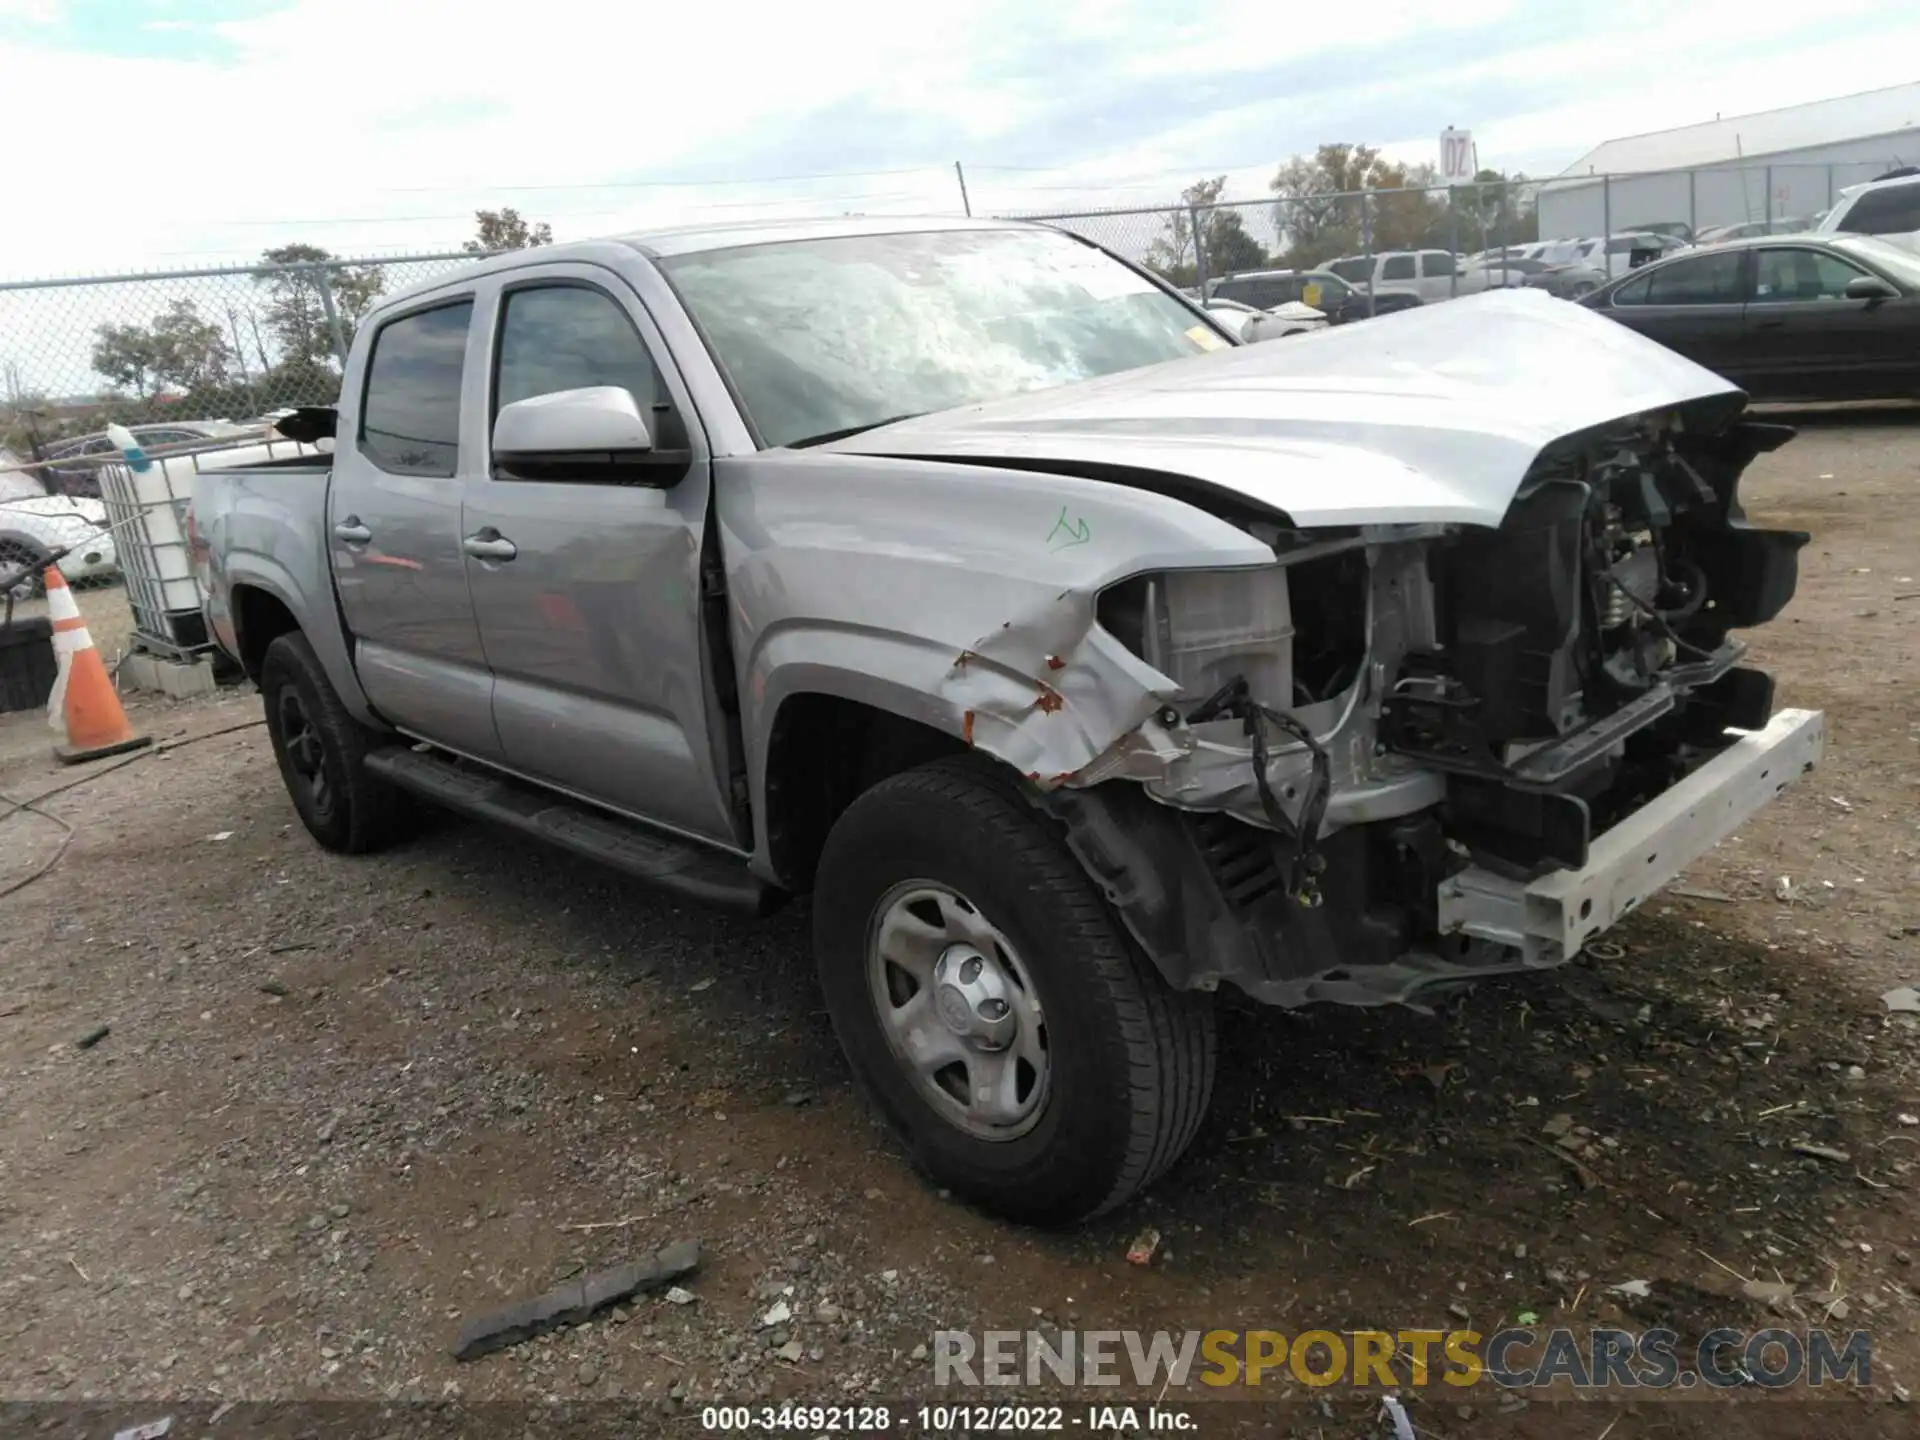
(1843, 274, 1900, 304)
(492, 385, 654, 479)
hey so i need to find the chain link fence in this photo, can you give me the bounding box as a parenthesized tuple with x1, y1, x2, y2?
(1006, 178, 1544, 293)
(0, 252, 491, 645)
(1009, 159, 1910, 294)
(0, 156, 1910, 662)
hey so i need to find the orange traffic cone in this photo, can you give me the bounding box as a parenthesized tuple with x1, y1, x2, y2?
(44, 564, 151, 765)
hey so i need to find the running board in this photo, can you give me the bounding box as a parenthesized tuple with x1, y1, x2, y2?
(364, 747, 782, 916)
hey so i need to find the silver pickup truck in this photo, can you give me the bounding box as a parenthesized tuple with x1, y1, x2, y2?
(191, 215, 1823, 1225)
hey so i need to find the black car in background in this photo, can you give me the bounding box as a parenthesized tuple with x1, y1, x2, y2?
(1577, 234, 1920, 401)
(1206, 268, 1371, 323)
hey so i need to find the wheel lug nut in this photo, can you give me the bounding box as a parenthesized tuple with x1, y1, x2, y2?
(959, 956, 983, 983)
(978, 998, 1009, 1021)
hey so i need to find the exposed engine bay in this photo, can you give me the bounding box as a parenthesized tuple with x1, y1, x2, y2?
(1065, 415, 1814, 1008)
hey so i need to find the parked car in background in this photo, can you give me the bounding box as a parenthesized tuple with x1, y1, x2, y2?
(1460, 255, 1609, 299)
(1578, 233, 1920, 400)
(1207, 268, 1369, 323)
(38, 419, 250, 497)
(1537, 232, 1688, 280)
(1817, 170, 1920, 251)
(1199, 297, 1263, 340)
(1200, 296, 1327, 342)
(1696, 217, 1819, 245)
(1323, 250, 1482, 304)
(1457, 255, 1537, 288)
(0, 493, 119, 595)
(1243, 301, 1330, 341)
(1634, 221, 1696, 245)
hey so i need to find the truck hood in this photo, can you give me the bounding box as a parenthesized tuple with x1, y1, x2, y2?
(824, 288, 1745, 529)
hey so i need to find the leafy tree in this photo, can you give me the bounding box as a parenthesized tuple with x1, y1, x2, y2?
(1268, 143, 1452, 266)
(1453, 168, 1539, 249)
(150, 299, 234, 393)
(1145, 177, 1269, 285)
(1203, 208, 1267, 275)
(253, 242, 387, 369)
(91, 321, 165, 399)
(466, 207, 553, 253)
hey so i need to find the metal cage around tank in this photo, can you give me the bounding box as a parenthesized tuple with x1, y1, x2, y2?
(95, 458, 207, 661)
(94, 436, 324, 661)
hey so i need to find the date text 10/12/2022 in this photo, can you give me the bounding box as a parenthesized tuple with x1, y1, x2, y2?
(700, 1406, 1199, 1432)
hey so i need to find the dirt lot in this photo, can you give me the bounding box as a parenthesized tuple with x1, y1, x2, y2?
(1, 410, 1917, 1439)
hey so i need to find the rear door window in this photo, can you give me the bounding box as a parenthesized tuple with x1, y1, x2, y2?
(1381, 254, 1417, 281)
(1420, 251, 1456, 277)
(360, 302, 473, 478)
(1643, 251, 1747, 304)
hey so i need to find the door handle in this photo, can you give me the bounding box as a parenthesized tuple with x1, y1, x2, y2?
(333, 518, 372, 544)
(1754, 318, 1787, 330)
(462, 529, 518, 562)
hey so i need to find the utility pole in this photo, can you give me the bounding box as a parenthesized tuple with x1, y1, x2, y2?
(954, 161, 972, 217)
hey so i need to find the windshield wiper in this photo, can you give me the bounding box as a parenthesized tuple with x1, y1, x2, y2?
(786, 413, 926, 449)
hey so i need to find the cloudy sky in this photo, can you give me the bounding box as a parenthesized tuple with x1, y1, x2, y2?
(2, 0, 1919, 278)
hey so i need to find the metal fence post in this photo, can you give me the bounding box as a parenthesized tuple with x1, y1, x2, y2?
(1360, 193, 1375, 317)
(1190, 205, 1209, 294)
(1764, 165, 1773, 226)
(1602, 174, 1612, 248)
(1447, 185, 1459, 298)
(1688, 169, 1697, 236)
(1827, 164, 1835, 211)
(313, 265, 350, 370)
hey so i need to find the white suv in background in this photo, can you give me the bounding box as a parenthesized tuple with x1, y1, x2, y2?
(1817, 169, 1920, 251)
(1322, 250, 1479, 307)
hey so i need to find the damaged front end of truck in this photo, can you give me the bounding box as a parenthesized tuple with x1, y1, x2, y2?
(786, 290, 1828, 1009)
(1047, 414, 1819, 1006)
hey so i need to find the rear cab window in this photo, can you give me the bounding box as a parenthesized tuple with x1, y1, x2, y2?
(359, 302, 474, 477)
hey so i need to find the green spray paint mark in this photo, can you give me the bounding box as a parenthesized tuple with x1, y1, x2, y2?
(1047, 506, 1091, 551)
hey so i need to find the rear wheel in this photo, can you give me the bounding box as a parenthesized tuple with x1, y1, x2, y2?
(260, 632, 407, 853)
(813, 755, 1216, 1225)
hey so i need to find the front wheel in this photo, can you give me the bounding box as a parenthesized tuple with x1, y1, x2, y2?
(813, 755, 1216, 1226)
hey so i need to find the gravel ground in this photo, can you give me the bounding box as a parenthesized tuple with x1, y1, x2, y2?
(1, 408, 1917, 1439)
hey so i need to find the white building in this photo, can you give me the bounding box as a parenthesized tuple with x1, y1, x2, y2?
(1536, 83, 1920, 241)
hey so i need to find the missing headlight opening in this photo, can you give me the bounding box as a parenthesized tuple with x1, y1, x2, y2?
(1096, 547, 1369, 717)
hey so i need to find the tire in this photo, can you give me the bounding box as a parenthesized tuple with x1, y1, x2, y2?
(813, 755, 1216, 1226)
(0, 535, 51, 600)
(259, 632, 407, 854)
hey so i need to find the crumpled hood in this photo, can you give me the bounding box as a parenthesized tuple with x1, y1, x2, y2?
(825, 288, 1746, 529)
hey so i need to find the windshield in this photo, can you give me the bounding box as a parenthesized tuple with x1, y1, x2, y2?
(1834, 234, 1920, 288)
(659, 228, 1220, 449)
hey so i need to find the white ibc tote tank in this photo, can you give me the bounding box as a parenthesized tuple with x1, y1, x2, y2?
(99, 423, 324, 657)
